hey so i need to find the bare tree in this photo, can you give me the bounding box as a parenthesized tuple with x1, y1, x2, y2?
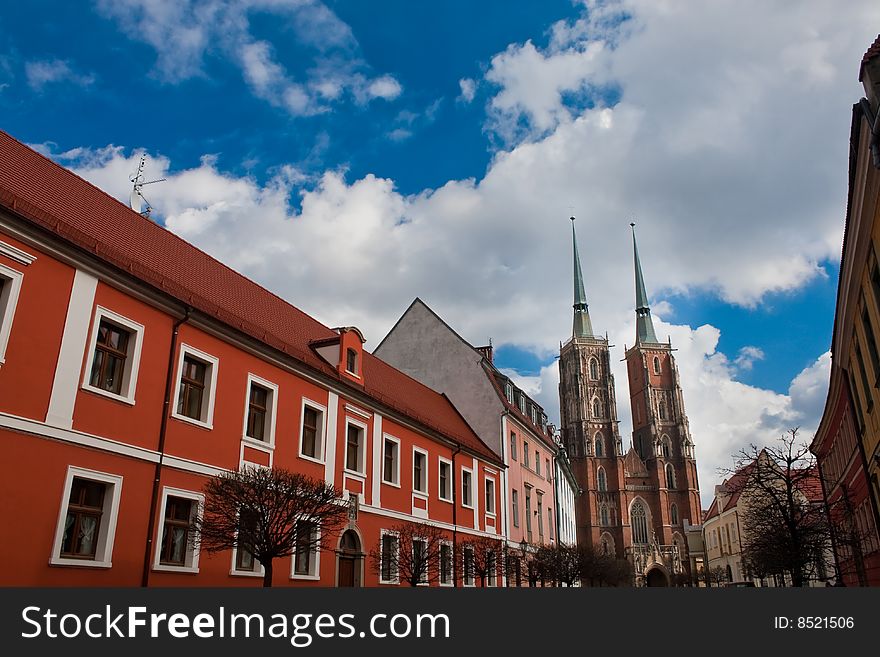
(461, 535, 503, 587)
(726, 428, 832, 587)
(194, 467, 348, 587)
(368, 521, 449, 586)
(533, 544, 582, 587)
(699, 565, 729, 587)
(820, 478, 872, 586)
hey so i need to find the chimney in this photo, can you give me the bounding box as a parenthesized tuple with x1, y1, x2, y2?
(476, 344, 493, 364)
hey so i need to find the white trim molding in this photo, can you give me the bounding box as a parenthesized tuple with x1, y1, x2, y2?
(290, 521, 321, 581)
(437, 457, 453, 503)
(298, 397, 327, 464)
(46, 269, 97, 428)
(381, 434, 401, 488)
(80, 306, 145, 406)
(0, 239, 36, 266)
(49, 465, 123, 569)
(342, 416, 369, 477)
(170, 343, 219, 430)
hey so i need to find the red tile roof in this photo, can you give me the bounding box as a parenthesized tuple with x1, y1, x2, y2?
(0, 130, 500, 464)
(795, 467, 824, 503)
(860, 34, 880, 81)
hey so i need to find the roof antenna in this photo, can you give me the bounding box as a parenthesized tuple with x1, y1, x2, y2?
(129, 153, 165, 217)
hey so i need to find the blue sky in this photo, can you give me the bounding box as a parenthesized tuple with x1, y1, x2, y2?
(2, 0, 878, 503)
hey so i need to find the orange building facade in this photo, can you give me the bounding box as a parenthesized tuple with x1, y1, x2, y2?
(0, 131, 504, 587)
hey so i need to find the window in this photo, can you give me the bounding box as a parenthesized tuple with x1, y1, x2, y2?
(487, 551, 497, 586)
(346, 348, 358, 375)
(548, 508, 554, 540)
(862, 299, 880, 380)
(235, 510, 260, 573)
(439, 542, 453, 586)
(653, 356, 661, 374)
(505, 383, 513, 403)
(631, 501, 648, 544)
(159, 497, 194, 566)
(537, 493, 544, 540)
(244, 377, 277, 445)
(523, 442, 530, 468)
(510, 431, 517, 461)
(659, 400, 668, 421)
(0, 263, 23, 364)
(299, 401, 325, 462)
(518, 393, 525, 413)
(665, 464, 676, 489)
(531, 406, 538, 424)
(51, 466, 123, 568)
(589, 357, 599, 380)
(172, 345, 218, 428)
(546, 458, 551, 481)
(592, 398, 602, 418)
(485, 478, 496, 515)
(413, 538, 428, 584)
(661, 436, 671, 459)
(512, 489, 519, 527)
(670, 503, 679, 526)
(438, 459, 452, 501)
(461, 469, 473, 508)
(380, 532, 399, 584)
(597, 466, 607, 492)
(463, 546, 475, 586)
(293, 520, 319, 578)
(82, 308, 144, 404)
(595, 434, 604, 457)
(413, 448, 428, 494)
(344, 421, 366, 474)
(535, 453, 540, 476)
(525, 488, 533, 538)
(600, 503, 609, 526)
(382, 436, 400, 486)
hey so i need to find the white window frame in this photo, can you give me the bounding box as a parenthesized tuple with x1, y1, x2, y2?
(439, 540, 454, 587)
(80, 306, 145, 405)
(379, 529, 400, 584)
(298, 398, 327, 464)
(290, 520, 321, 580)
(535, 452, 540, 477)
(171, 343, 219, 429)
(509, 431, 517, 461)
(382, 434, 401, 487)
(461, 467, 474, 509)
(412, 446, 429, 497)
(512, 488, 520, 528)
(241, 373, 279, 449)
(152, 487, 204, 574)
(523, 441, 530, 468)
(50, 465, 123, 569)
(343, 417, 369, 477)
(505, 383, 513, 403)
(484, 475, 496, 516)
(345, 347, 359, 376)
(487, 550, 497, 587)
(0, 263, 24, 365)
(413, 537, 429, 586)
(438, 457, 453, 502)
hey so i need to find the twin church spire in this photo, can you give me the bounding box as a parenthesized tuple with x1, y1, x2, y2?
(570, 217, 659, 345)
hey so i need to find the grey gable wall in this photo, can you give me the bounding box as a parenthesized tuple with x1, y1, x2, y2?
(374, 300, 504, 457)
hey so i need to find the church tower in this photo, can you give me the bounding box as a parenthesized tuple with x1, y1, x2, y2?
(624, 224, 702, 551)
(559, 218, 625, 557)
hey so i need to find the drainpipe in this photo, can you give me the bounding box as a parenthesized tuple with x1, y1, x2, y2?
(141, 307, 191, 587)
(451, 443, 461, 588)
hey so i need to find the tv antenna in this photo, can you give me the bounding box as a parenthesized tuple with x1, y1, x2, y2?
(129, 153, 165, 217)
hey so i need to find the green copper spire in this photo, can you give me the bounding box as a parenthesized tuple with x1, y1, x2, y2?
(631, 223, 659, 344)
(571, 217, 594, 338)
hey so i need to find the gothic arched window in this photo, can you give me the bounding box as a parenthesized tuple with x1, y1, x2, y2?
(665, 464, 676, 489)
(661, 435, 671, 459)
(589, 357, 599, 380)
(597, 466, 607, 492)
(653, 356, 661, 374)
(670, 503, 679, 525)
(594, 433, 604, 458)
(592, 398, 602, 418)
(631, 501, 648, 544)
(600, 504, 609, 526)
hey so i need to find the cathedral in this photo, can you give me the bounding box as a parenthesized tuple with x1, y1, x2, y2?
(558, 219, 702, 586)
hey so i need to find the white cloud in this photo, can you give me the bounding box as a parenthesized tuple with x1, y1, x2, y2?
(95, 0, 402, 116)
(734, 345, 765, 372)
(25, 59, 95, 91)
(48, 0, 873, 506)
(458, 77, 476, 103)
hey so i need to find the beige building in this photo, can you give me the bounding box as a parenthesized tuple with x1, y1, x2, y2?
(702, 465, 750, 584)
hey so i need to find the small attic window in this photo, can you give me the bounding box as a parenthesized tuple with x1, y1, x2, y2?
(346, 348, 358, 375)
(517, 393, 525, 413)
(505, 383, 513, 403)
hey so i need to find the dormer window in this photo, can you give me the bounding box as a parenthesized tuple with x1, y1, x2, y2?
(518, 394, 525, 413)
(505, 383, 513, 403)
(346, 348, 358, 375)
